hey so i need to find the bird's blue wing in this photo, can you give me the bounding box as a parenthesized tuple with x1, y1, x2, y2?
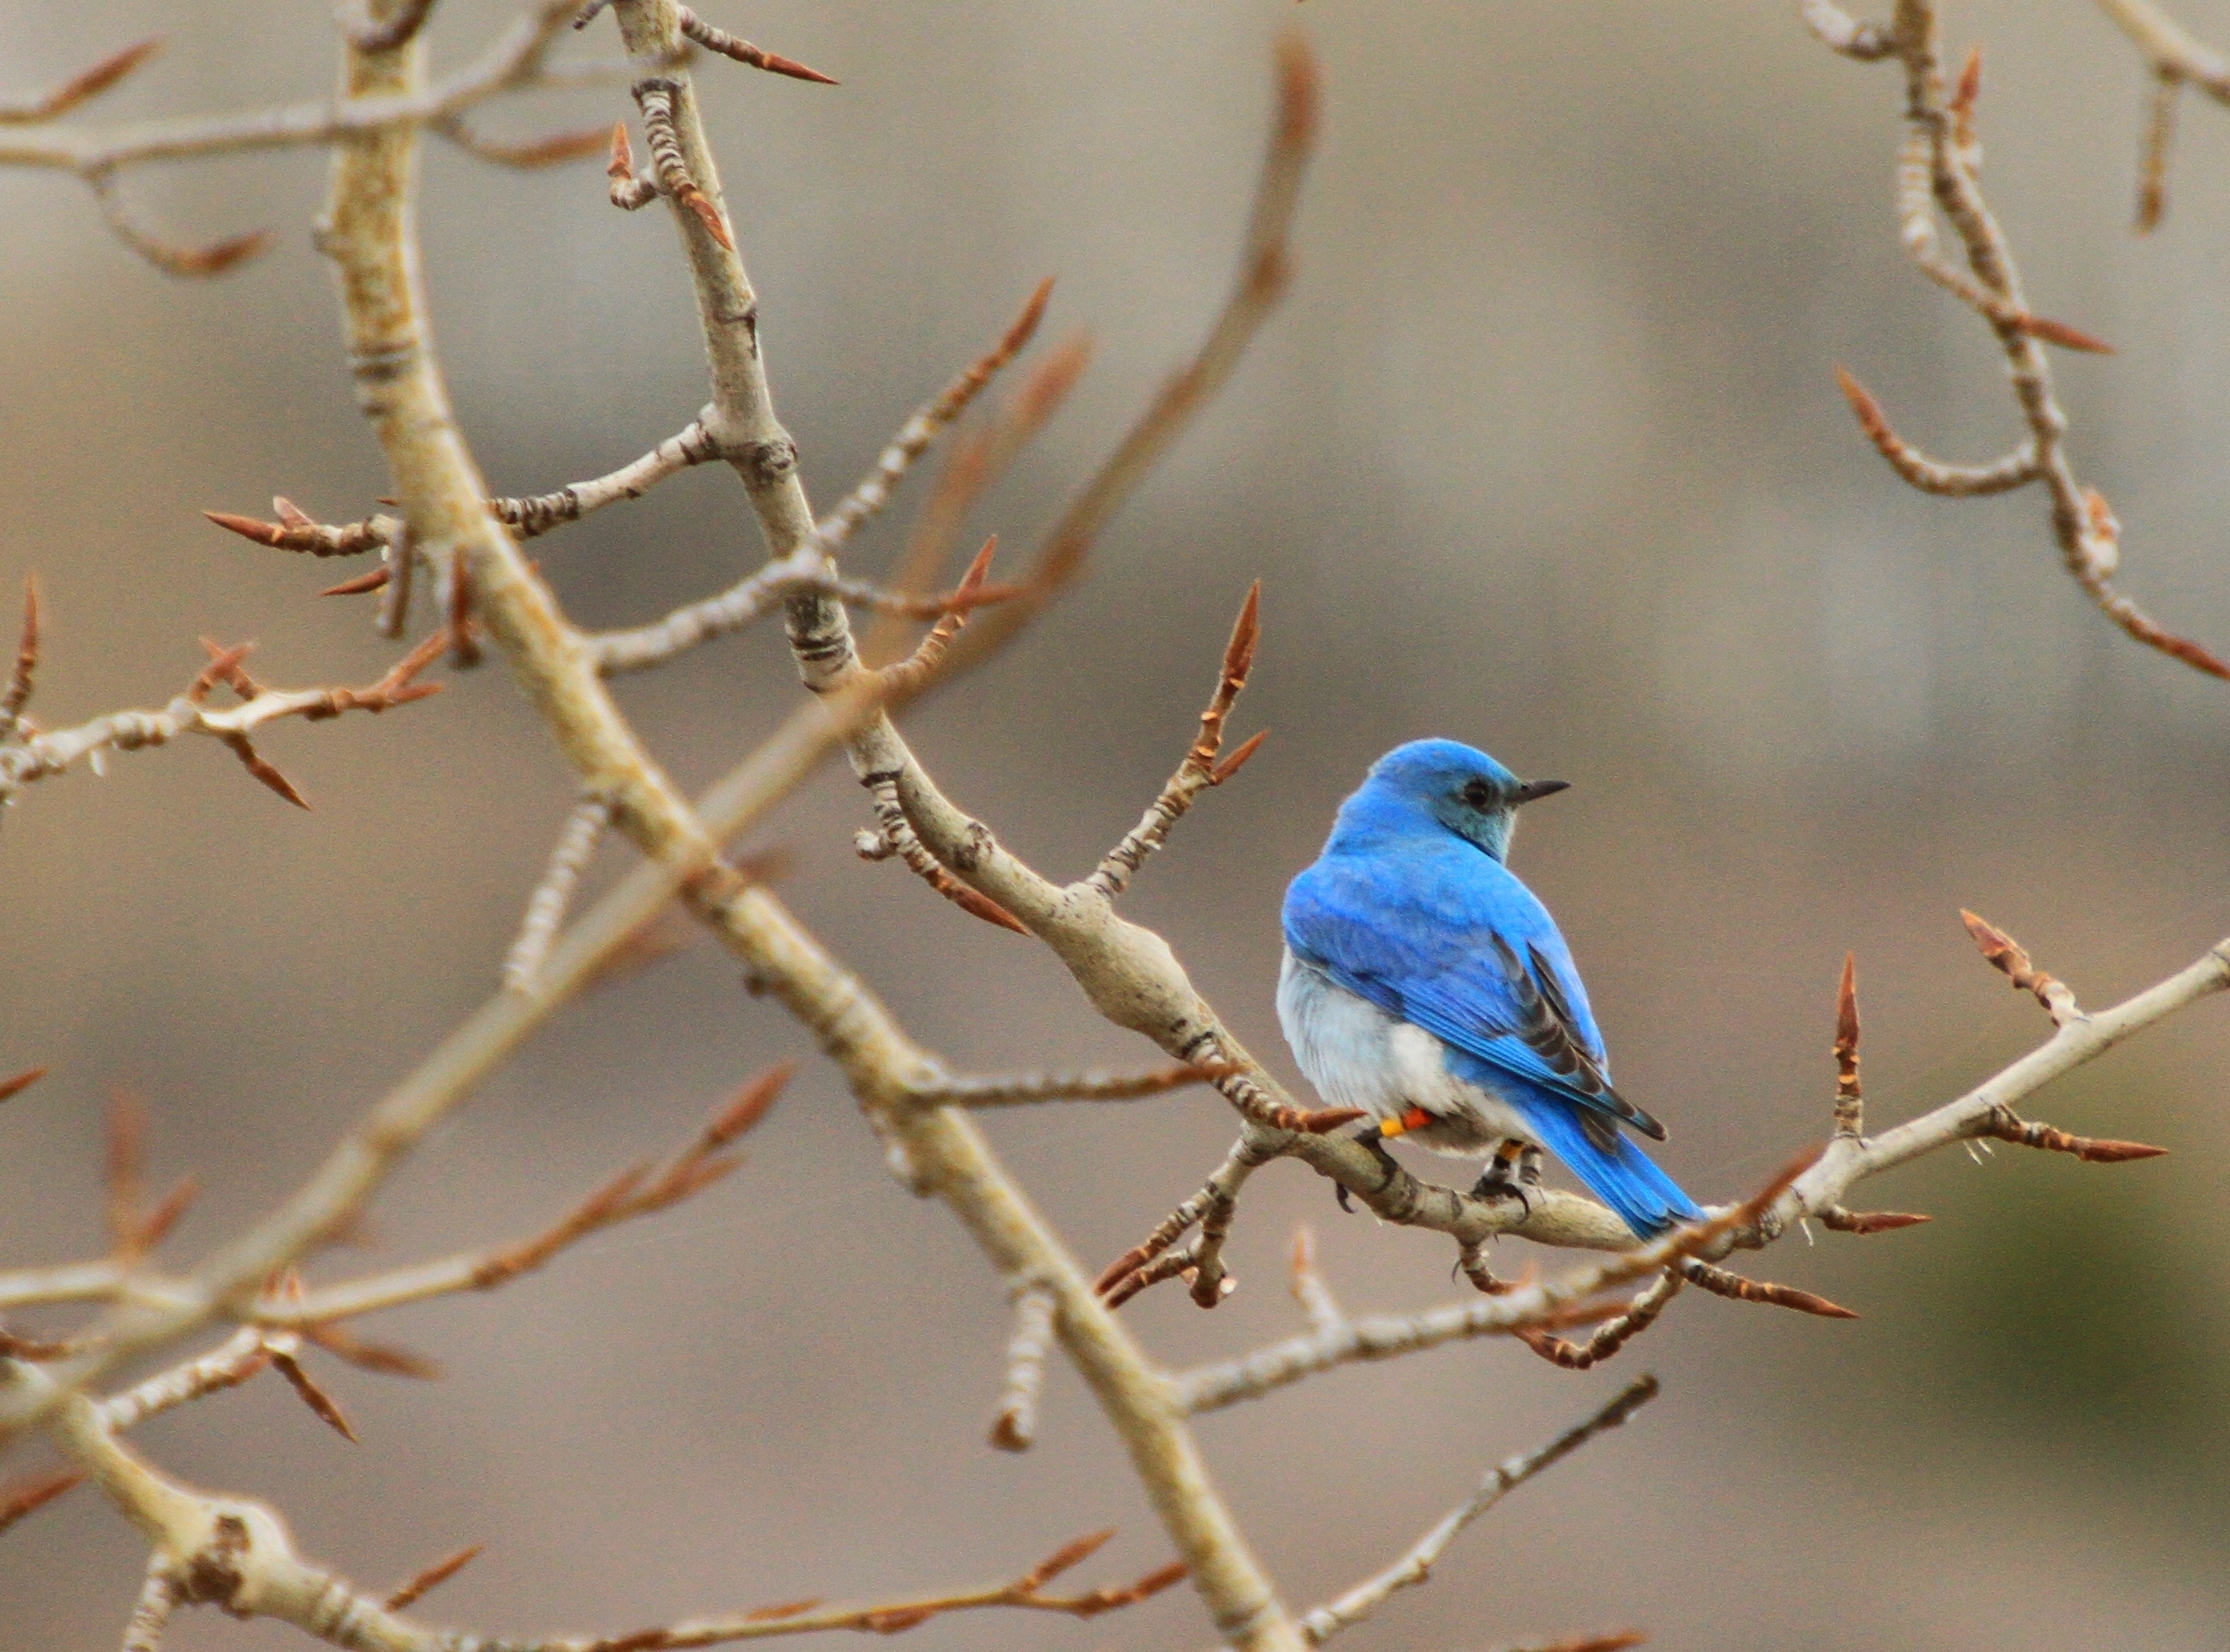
(1283, 843, 1665, 1143)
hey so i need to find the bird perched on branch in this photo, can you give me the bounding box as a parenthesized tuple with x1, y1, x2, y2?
(1278, 739, 1700, 1237)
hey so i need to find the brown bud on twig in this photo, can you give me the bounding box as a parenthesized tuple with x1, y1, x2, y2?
(1, 37, 163, 123)
(0, 1066, 44, 1105)
(205, 503, 386, 557)
(1833, 950, 1862, 1137)
(2013, 313, 2114, 355)
(0, 1470, 82, 1537)
(134, 1175, 198, 1252)
(1980, 1109, 2166, 1163)
(322, 565, 392, 597)
(676, 6, 839, 85)
(383, 1544, 484, 1613)
(300, 1323, 444, 1381)
(1, 575, 39, 739)
(436, 114, 612, 169)
(1817, 1205, 1930, 1236)
(1019, 1529, 1115, 1592)
(270, 1348, 358, 1442)
(1677, 1258, 1858, 1319)
(634, 79, 733, 249)
(1959, 909, 2079, 1022)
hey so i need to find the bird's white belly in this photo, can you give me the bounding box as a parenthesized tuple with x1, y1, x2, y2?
(1276, 947, 1533, 1156)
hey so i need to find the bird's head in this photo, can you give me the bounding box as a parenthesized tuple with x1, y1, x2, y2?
(1340, 738, 1569, 863)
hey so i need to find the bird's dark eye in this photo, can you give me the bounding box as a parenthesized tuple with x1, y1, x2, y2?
(1460, 779, 1495, 809)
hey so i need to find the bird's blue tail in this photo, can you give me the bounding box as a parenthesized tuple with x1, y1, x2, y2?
(1508, 1091, 1702, 1239)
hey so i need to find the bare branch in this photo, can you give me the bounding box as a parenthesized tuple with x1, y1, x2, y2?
(817, 278, 1053, 557)
(259, 1068, 786, 1327)
(1822, 3, 2229, 677)
(1977, 1108, 2166, 1162)
(506, 797, 614, 992)
(1287, 1225, 1345, 1336)
(585, 540, 1020, 678)
(1833, 368, 2038, 496)
(431, 112, 610, 169)
(500, 419, 723, 538)
(119, 1568, 177, 1652)
(915, 1062, 1229, 1109)
(1176, 1153, 1822, 1413)
(1088, 582, 1266, 901)
(858, 332, 1094, 668)
(2096, 0, 2230, 98)
(2137, 65, 2182, 230)
(0, 629, 445, 806)
(632, 75, 730, 249)
(106, 1088, 147, 1261)
(988, 1280, 1056, 1451)
(1297, 1377, 1659, 1643)
(1512, 1273, 1682, 1372)
(940, 31, 1319, 677)
(205, 497, 391, 557)
(97, 1329, 271, 1433)
(88, 167, 270, 278)
(0, 2, 611, 173)
(1098, 1135, 1277, 1310)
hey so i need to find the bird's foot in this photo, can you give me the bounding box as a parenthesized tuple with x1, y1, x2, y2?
(1469, 1138, 1535, 1217)
(1335, 1112, 1421, 1213)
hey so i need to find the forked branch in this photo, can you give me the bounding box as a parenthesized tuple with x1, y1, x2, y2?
(1821, 1, 2228, 678)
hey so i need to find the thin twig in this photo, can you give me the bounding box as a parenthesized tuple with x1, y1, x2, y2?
(988, 1280, 1057, 1451)
(585, 543, 1020, 678)
(912, 1063, 1228, 1108)
(0, 630, 444, 807)
(120, 1568, 178, 1652)
(1822, 2, 2229, 678)
(817, 279, 1053, 558)
(1088, 582, 1266, 901)
(506, 797, 614, 992)
(1512, 1273, 1682, 1372)
(1297, 1377, 1659, 1643)
(1287, 1225, 1344, 1336)
(258, 1069, 786, 1327)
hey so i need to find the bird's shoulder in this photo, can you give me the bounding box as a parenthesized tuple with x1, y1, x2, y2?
(1285, 838, 1562, 956)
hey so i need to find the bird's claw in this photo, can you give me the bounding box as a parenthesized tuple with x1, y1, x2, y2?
(1336, 1120, 1400, 1214)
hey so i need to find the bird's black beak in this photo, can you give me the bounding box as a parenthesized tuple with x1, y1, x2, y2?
(1512, 778, 1570, 805)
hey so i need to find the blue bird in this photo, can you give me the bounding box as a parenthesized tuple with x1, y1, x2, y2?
(1278, 739, 1702, 1238)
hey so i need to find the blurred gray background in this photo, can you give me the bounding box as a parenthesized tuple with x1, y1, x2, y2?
(4, 2, 2229, 1647)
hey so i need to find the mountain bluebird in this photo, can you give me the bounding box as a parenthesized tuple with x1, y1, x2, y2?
(1278, 739, 1701, 1237)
